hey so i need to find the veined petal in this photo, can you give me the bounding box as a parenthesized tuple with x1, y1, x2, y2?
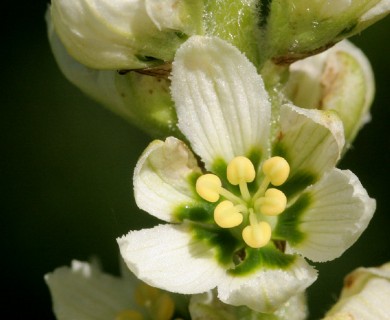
(279, 168, 375, 262)
(117, 224, 226, 294)
(171, 36, 271, 169)
(134, 137, 201, 222)
(217, 255, 317, 313)
(45, 260, 136, 320)
(274, 104, 345, 197)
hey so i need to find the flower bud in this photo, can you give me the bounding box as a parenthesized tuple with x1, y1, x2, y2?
(258, 0, 390, 64)
(49, 0, 203, 69)
(323, 262, 390, 320)
(47, 12, 180, 138)
(284, 40, 374, 149)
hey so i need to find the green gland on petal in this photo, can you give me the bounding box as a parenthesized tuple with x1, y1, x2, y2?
(196, 156, 290, 249)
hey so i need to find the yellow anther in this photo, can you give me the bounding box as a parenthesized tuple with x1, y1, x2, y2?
(134, 283, 159, 307)
(214, 200, 243, 228)
(255, 188, 287, 216)
(152, 293, 175, 320)
(242, 214, 272, 248)
(196, 174, 222, 202)
(115, 310, 144, 320)
(227, 156, 256, 185)
(262, 156, 290, 186)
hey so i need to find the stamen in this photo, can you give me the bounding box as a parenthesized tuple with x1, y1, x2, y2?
(134, 284, 159, 307)
(252, 176, 271, 201)
(227, 156, 255, 185)
(227, 156, 255, 201)
(115, 310, 144, 320)
(254, 188, 287, 216)
(196, 174, 222, 202)
(262, 156, 290, 186)
(242, 212, 272, 248)
(214, 200, 244, 228)
(153, 293, 175, 320)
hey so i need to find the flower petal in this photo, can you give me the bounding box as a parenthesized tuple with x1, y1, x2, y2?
(171, 36, 271, 169)
(134, 137, 201, 222)
(217, 255, 317, 313)
(277, 168, 375, 262)
(274, 104, 345, 197)
(118, 224, 226, 294)
(45, 260, 136, 320)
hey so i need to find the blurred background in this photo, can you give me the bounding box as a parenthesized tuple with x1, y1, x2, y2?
(2, 1, 389, 318)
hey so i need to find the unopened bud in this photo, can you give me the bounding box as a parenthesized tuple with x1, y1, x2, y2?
(49, 0, 203, 70)
(284, 40, 375, 149)
(324, 262, 390, 320)
(258, 0, 389, 64)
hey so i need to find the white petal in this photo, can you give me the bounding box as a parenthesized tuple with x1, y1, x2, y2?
(171, 36, 271, 168)
(217, 255, 317, 313)
(288, 168, 375, 262)
(118, 224, 226, 294)
(134, 137, 201, 222)
(45, 260, 136, 320)
(276, 104, 344, 192)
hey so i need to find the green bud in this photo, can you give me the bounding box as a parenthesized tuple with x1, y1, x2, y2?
(47, 12, 180, 138)
(258, 0, 389, 64)
(49, 0, 203, 69)
(323, 262, 390, 320)
(284, 40, 374, 149)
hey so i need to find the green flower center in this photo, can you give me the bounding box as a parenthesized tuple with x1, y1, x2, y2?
(196, 156, 290, 248)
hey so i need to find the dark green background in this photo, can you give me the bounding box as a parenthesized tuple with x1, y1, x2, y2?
(2, 2, 389, 319)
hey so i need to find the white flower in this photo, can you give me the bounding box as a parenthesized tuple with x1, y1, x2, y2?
(323, 262, 390, 320)
(45, 260, 176, 320)
(118, 36, 375, 313)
